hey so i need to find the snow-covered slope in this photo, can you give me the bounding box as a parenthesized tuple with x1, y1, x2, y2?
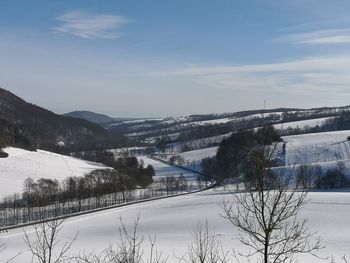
(0, 147, 106, 199)
(177, 147, 218, 171)
(185, 117, 233, 126)
(0, 147, 202, 200)
(2, 189, 350, 262)
(275, 117, 333, 130)
(163, 129, 350, 174)
(138, 156, 200, 186)
(159, 129, 350, 174)
(283, 130, 350, 166)
(179, 147, 218, 162)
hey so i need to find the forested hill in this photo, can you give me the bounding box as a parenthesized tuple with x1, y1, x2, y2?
(0, 88, 122, 152)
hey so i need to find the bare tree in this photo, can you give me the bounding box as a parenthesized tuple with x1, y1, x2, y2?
(329, 256, 349, 263)
(160, 176, 177, 195)
(178, 221, 229, 263)
(24, 219, 77, 263)
(103, 216, 144, 263)
(76, 215, 167, 263)
(296, 165, 314, 189)
(222, 140, 322, 263)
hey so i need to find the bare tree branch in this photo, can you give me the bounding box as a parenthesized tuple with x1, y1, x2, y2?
(221, 134, 323, 263)
(23, 219, 77, 263)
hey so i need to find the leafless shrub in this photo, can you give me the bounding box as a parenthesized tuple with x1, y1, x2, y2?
(23, 219, 77, 263)
(76, 215, 167, 263)
(177, 221, 229, 263)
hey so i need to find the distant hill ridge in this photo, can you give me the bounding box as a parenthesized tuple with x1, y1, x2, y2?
(0, 88, 110, 151)
(64, 111, 115, 124)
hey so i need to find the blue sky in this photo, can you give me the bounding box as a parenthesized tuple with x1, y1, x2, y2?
(1, 1, 350, 117)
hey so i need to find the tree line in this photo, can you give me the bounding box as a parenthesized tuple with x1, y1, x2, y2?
(202, 125, 282, 184)
(295, 161, 349, 189)
(0, 153, 157, 227)
(0, 150, 200, 228)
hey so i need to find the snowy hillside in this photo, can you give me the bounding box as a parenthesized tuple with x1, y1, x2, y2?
(107, 106, 350, 147)
(179, 146, 218, 162)
(0, 148, 106, 199)
(162, 129, 350, 174)
(274, 117, 333, 130)
(138, 156, 201, 187)
(283, 130, 350, 167)
(2, 188, 350, 262)
(178, 147, 218, 171)
(0, 146, 203, 200)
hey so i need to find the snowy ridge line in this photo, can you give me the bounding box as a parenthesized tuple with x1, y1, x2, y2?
(0, 184, 217, 232)
(149, 155, 205, 176)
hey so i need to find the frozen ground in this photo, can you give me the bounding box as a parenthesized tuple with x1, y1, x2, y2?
(0, 147, 106, 199)
(2, 188, 349, 262)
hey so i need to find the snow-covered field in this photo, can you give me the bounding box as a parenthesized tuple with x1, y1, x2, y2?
(187, 117, 233, 126)
(3, 128, 350, 262)
(178, 147, 218, 171)
(274, 117, 333, 130)
(138, 156, 200, 186)
(164, 132, 232, 154)
(282, 130, 350, 169)
(2, 188, 349, 262)
(159, 129, 350, 175)
(0, 148, 106, 199)
(239, 111, 283, 121)
(179, 146, 218, 162)
(0, 147, 202, 200)
(156, 129, 350, 175)
(175, 129, 350, 171)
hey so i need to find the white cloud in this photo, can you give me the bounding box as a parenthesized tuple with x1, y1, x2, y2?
(278, 28, 350, 45)
(53, 11, 130, 39)
(153, 55, 350, 96)
(155, 56, 350, 75)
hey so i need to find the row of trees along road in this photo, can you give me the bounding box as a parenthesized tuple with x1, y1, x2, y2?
(0, 153, 157, 227)
(22, 154, 155, 207)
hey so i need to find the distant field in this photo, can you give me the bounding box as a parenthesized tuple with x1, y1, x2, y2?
(280, 130, 350, 173)
(274, 117, 333, 130)
(165, 129, 350, 174)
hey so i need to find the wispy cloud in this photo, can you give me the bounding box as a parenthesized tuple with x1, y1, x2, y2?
(53, 11, 130, 39)
(278, 28, 350, 45)
(155, 56, 350, 75)
(153, 55, 350, 95)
